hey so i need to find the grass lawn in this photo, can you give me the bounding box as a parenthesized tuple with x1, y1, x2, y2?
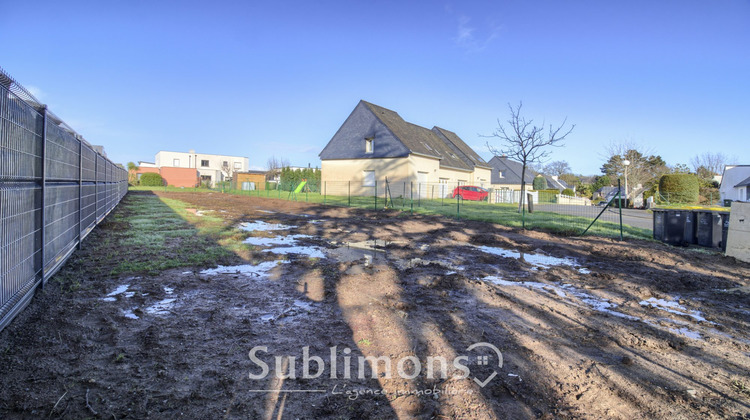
(130, 186, 652, 240)
(66, 192, 238, 279)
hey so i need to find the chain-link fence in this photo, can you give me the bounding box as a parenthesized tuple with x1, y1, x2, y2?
(195, 178, 650, 240)
(0, 67, 128, 331)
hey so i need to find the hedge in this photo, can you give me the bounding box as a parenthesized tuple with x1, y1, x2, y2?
(532, 175, 548, 190)
(562, 188, 574, 196)
(140, 172, 164, 187)
(658, 173, 699, 204)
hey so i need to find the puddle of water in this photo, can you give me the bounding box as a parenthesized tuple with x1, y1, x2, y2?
(164, 287, 174, 295)
(239, 221, 295, 232)
(243, 234, 312, 247)
(181, 271, 192, 275)
(293, 299, 314, 311)
(244, 233, 326, 259)
(200, 261, 285, 277)
(101, 297, 116, 302)
(260, 314, 275, 322)
(347, 240, 393, 251)
(577, 295, 640, 321)
(482, 275, 711, 340)
(145, 298, 177, 315)
(258, 210, 275, 214)
(107, 284, 130, 297)
(123, 308, 139, 319)
(670, 327, 701, 340)
(639, 297, 707, 322)
(483, 276, 640, 320)
(477, 246, 588, 273)
(267, 246, 326, 259)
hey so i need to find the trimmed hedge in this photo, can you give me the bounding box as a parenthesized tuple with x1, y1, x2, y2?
(532, 175, 548, 190)
(562, 188, 574, 196)
(140, 172, 164, 187)
(658, 173, 699, 204)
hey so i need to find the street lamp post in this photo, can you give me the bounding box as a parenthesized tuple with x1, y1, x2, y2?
(622, 159, 630, 207)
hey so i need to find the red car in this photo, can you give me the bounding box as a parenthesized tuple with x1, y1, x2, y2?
(451, 185, 489, 201)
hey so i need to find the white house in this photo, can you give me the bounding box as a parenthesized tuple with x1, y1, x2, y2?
(719, 165, 750, 203)
(154, 150, 250, 186)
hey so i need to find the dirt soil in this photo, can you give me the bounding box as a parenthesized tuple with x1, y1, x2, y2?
(1, 191, 749, 419)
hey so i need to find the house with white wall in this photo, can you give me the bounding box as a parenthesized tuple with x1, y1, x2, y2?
(319, 101, 492, 197)
(720, 165, 750, 203)
(154, 150, 249, 186)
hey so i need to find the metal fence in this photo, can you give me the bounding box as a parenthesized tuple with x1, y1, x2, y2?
(0, 67, 127, 331)
(159, 178, 648, 240)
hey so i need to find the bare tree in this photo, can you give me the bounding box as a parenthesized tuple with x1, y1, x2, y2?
(485, 102, 575, 212)
(221, 161, 237, 185)
(266, 155, 290, 182)
(690, 152, 733, 179)
(543, 160, 571, 177)
(601, 141, 667, 201)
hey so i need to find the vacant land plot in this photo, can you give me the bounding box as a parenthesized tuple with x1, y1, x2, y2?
(1, 190, 748, 419)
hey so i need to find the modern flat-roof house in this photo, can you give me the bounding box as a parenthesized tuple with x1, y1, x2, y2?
(720, 165, 750, 203)
(319, 101, 492, 197)
(132, 150, 250, 187)
(155, 150, 249, 187)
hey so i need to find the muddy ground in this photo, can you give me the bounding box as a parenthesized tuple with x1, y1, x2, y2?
(1, 190, 749, 419)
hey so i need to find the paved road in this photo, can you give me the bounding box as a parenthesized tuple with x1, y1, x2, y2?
(536, 204, 653, 231)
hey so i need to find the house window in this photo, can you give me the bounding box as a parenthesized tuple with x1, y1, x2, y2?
(365, 138, 373, 153)
(173, 159, 180, 167)
(234, 162, 242, 169)
(201, 160, 209, 167)
(363, 170, 375, 187)
(498, 170, 504, 178)
(223, 160, 228, 167)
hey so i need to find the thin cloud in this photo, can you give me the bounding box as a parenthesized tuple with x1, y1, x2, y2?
(454, 15, 501, 53)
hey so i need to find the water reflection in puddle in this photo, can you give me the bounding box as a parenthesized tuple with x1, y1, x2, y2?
(240, 221, 294, 232)
(477, 245, 589, 273)
(639, 297, 707, 322)
(200, 261, 285, 277)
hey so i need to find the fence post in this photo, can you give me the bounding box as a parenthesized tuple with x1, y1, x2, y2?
(348, 181, 351, 207)
(39, 105, 48, 287)
(402, 182, 406, 209)
(410, 182, 414, 214)
(418, 183, 421, 207)
(78, 136, 83, 250)
(618, 179, 623, 241)
(456, 189, 460, 220)
(324, 181, 326, 205)
(374, 180, 378, 210)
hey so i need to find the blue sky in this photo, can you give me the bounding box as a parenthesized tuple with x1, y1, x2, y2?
(2, 0, 748, 174)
